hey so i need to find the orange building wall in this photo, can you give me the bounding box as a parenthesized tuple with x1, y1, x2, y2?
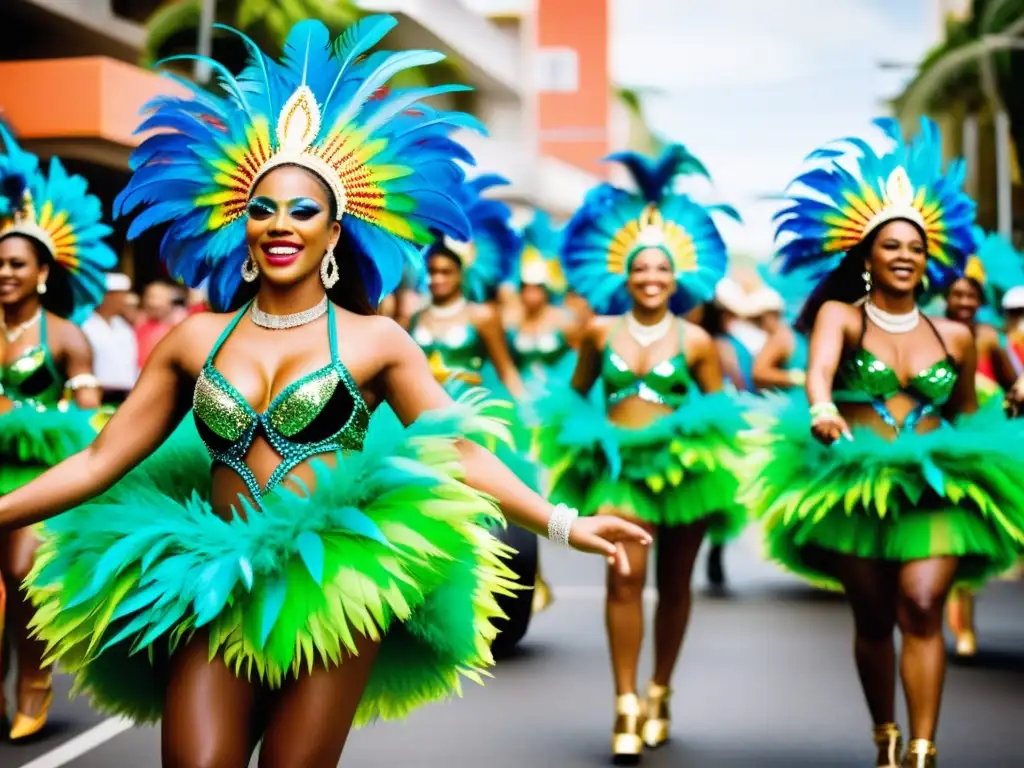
(535, 0, 610, 177)
(0, 57, 189, 151)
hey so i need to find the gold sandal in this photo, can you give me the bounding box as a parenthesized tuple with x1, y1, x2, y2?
(873, 722, 902, 768)
(612, 693, 644, 764)
(10, 674, 54, 741)
(902, 739, 937, 768)
(641, 682, 670, 748)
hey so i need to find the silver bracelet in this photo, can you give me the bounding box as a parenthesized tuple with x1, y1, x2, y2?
(547, 503, 579, 548)
(66, 373, 101, 391)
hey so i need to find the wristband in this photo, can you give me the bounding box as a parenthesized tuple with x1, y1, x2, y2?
(809, 401, 839, 424)
(547, 503, 579, 548)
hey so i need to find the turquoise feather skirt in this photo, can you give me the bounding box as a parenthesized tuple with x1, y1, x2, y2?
(25, 390, 519, 726)
(532, 387, 748, 540)
(0, 403, 106, 494)
(742, 396, 1024, 590)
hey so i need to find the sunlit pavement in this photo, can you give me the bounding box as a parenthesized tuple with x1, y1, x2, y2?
(4, 530, 1023, 767)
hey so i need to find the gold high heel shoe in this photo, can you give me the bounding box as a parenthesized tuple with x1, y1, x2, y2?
(10, 674, 54, 741)
(947, 589, 977, 657)
(641, 682, 670, 748)
(532, 570, 553, 614)
(873, 722, 902, 768)
(902, 739, 937, 768)
(612, 693, 644, 764)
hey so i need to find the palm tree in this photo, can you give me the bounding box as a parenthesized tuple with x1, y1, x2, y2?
(141, 0, 464, 91)
(894, 0, 1024, 179)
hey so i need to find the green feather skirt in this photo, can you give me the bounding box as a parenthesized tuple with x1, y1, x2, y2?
(25, 391, 519, 726)
(0, 403, 105, 494)
(743, 397, 1024, 590)
(532, 388, 747, 539)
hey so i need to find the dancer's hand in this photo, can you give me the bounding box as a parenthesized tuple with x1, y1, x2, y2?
(811, 412, 851, 445)
(569, 516, 653, 576)
(1007, 374, 1024, 418)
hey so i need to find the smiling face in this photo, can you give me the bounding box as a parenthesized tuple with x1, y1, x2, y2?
(865, 219, 927, 296)
(245, 166, 341, 288)
(427, 252, 462, 303)
(626, 247, 676, 311)
(945, 277, 982, 323)
(0, 234, 48, 308)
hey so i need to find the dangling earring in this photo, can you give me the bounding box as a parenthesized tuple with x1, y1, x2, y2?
(241, 252, 259, 283)
(320, 247, 339, 289)
(862, 270, 872, 295)
(36, 280, 47, 295)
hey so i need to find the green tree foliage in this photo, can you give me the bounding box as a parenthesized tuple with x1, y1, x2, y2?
(141, 0, 463, 90)
(894, 0, 1024, 177)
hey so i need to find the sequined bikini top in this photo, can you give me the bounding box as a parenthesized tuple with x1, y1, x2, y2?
(193, 301, 370, 500)
(602, 319, 692, 408)
(510, 327, 570, 369)
(0, 312, 64, 406)
(411, 317, 485, 374)
(833, 306, 957, 432)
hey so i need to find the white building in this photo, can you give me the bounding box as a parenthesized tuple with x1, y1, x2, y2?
(359, 0, 622, 219)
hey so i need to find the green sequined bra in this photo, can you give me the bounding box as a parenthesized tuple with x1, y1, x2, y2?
(193, 301, 370, 500)
(0, 312, 65, 406)
(833, 307, 958, 432)
(601, 318, 693, 408)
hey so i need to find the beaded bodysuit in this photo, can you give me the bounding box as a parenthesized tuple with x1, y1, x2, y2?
(192, 301, 370, 499)
(1, 312, 65, 406)
(601, 319, 693, 409)
(833, 307, 958, 433)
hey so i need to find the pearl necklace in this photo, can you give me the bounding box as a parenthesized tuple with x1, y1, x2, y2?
(429, 298, 468, 319)
(1, 309, 42, 343)
(865, 301, 920, 334)
(627, 311, 673, 348)
(250, 295, 328, 330)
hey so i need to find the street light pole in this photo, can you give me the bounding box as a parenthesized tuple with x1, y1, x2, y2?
(194, 0, 216, 84)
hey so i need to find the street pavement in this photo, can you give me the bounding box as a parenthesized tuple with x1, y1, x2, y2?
(3, 530, 1023, 767)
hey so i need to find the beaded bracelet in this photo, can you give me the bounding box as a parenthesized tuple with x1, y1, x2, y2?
(547, 503, 579, 548)
(809, 401, 839, 424)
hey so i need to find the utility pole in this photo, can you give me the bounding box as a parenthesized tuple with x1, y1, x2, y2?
(194, 0, 216, 84)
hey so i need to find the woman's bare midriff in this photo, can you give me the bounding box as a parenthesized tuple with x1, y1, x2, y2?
(607, 396, 674, 430)
(838, 396, 943, 439)
(209, 438, 339, 519)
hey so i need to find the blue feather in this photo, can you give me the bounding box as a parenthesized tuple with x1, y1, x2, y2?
(296, 531, 325, 585)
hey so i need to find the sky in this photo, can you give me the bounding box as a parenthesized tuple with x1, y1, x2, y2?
(610, 0, 940, 259)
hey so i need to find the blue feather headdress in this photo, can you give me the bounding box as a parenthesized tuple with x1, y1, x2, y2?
(512, 210, 566, 296)
(560, 144, 738, 315)
(0, 125, 115, 323)
(773, 117, 976, 297)
(428, 174, 522, 302)
(961, 227, 1024, 324)
(114, 16, 481, 311)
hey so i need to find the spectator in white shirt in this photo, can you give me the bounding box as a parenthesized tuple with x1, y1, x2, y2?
(82, 273, 139, 405)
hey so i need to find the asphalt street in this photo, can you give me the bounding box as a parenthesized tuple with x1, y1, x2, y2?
(3, 530, 1023, 767)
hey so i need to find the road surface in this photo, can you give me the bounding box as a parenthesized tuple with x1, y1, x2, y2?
(3, 531, 1023, 767)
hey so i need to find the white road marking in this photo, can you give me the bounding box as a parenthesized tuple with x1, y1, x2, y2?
(18, 716, 133, 768)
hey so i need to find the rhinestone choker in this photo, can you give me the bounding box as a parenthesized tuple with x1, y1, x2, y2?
(250, 295, 329, 330)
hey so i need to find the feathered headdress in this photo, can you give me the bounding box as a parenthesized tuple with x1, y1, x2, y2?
(513, 210, 566, 296)
(773, 117, 976, 296)
(0, 125, 115, 323)
(114, 16, 481, 311)
(429, 174, 522, 302)
(560, 144, 738, 314)
(961, 227, 1024, 323)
